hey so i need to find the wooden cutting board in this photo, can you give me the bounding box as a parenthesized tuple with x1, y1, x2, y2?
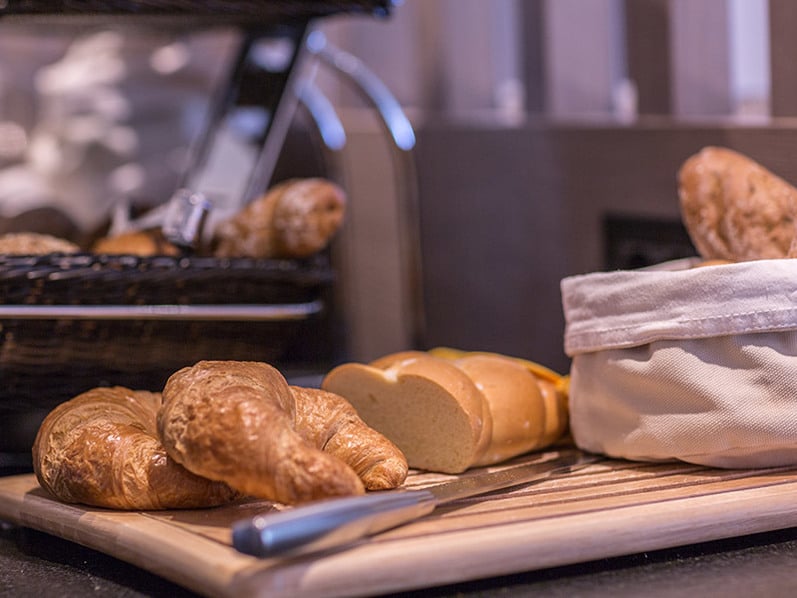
(3, 448, 797, 598)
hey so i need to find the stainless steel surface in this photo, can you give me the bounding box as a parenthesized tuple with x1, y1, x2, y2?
(307, 30, 425, 349)
(307, 30, 415, 152)
(425, 450, 599, 504)
(296, 77, 347, 151)
(231, 451, 603, 558)
(114, 26, 308, 241)
(161, 189, 212, 249)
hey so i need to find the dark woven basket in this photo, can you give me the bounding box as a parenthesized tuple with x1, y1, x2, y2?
(0, 253, 335, 409)
(0, 253, 332, 305)
(0, 0, 394, 24)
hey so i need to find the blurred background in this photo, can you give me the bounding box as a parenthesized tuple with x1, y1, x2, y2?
(0, 0, 793, 375)
(320, 0, 797, 373)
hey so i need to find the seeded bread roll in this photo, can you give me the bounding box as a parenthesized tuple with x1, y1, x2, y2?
(0, 232, 79, 255)
(678, 146, 797, 261)
(213, 178, 346, 259)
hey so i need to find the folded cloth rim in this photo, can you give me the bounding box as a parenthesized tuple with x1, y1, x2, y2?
(561, 258, 797, 355)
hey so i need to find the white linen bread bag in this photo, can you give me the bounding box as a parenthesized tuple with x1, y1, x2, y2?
(561, 258, 797, 468)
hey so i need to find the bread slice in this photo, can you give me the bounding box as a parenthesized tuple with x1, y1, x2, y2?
(324, 349, 571, 474)
(322, 353, 492, 474)
(453, 354, 547, 466)
(431, 347, 569, 456)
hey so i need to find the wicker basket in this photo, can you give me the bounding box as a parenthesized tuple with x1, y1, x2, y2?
(0, 252, 335, 409)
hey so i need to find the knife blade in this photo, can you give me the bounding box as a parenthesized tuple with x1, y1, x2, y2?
(231, 451, 603, 558)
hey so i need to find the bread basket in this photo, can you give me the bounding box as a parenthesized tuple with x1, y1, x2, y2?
(561, 258, 797, 468)
(0, 253, 334, 406)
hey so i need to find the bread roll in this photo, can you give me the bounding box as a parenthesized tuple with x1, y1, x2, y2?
(323, 353, 493, 474)
(92, 230, 180, 256)
(32, 387, 237, 510)
(0, 232, 79, 255)
(213, 178, 346, 259)
(678, 146, 797, 261)
(158, 361, 407, 504)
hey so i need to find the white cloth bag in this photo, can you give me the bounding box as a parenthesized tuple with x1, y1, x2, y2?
(561, 258, 797, 468)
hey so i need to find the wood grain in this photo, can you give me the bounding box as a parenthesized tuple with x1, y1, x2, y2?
(3, 448, 797, 597)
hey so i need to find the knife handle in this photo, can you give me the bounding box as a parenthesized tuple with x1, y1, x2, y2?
(232, 490, 437, 558)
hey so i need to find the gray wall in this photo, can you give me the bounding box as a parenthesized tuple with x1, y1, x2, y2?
(411, 121, 797, 372)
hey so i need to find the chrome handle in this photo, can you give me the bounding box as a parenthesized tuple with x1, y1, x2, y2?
(232, 490, 437, 558)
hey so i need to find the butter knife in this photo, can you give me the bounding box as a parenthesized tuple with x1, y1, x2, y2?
(232, 451, 603, 558)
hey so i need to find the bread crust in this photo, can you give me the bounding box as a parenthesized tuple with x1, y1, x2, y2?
(385, 354, 494, 466)
(34, 360, 407, 509)
(92, 230, 180, 256)
(678, 146, 797, 261)
(213, 178, 346, 259)
(324, 350, 569, 473)
(158, 360, 366, 504)
(323, 354, 492, 474)
(454, 355, 548, 466)
(0, 232, 79, 255)
(32, 386, 237, 510)
(291, 386, 408, 490)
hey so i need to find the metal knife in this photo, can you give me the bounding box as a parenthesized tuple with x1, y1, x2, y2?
(231, 451, 603, 558)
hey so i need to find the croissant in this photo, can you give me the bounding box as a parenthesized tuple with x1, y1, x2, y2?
(212, 178, 346, 259)
(291, 386, 408, 490)
(32, 387, 238, 510)
(158, 361, 407, 505)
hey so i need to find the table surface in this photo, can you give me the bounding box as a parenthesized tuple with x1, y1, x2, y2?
(5, 458, 797, 598)
(4, 519, 797, 597)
